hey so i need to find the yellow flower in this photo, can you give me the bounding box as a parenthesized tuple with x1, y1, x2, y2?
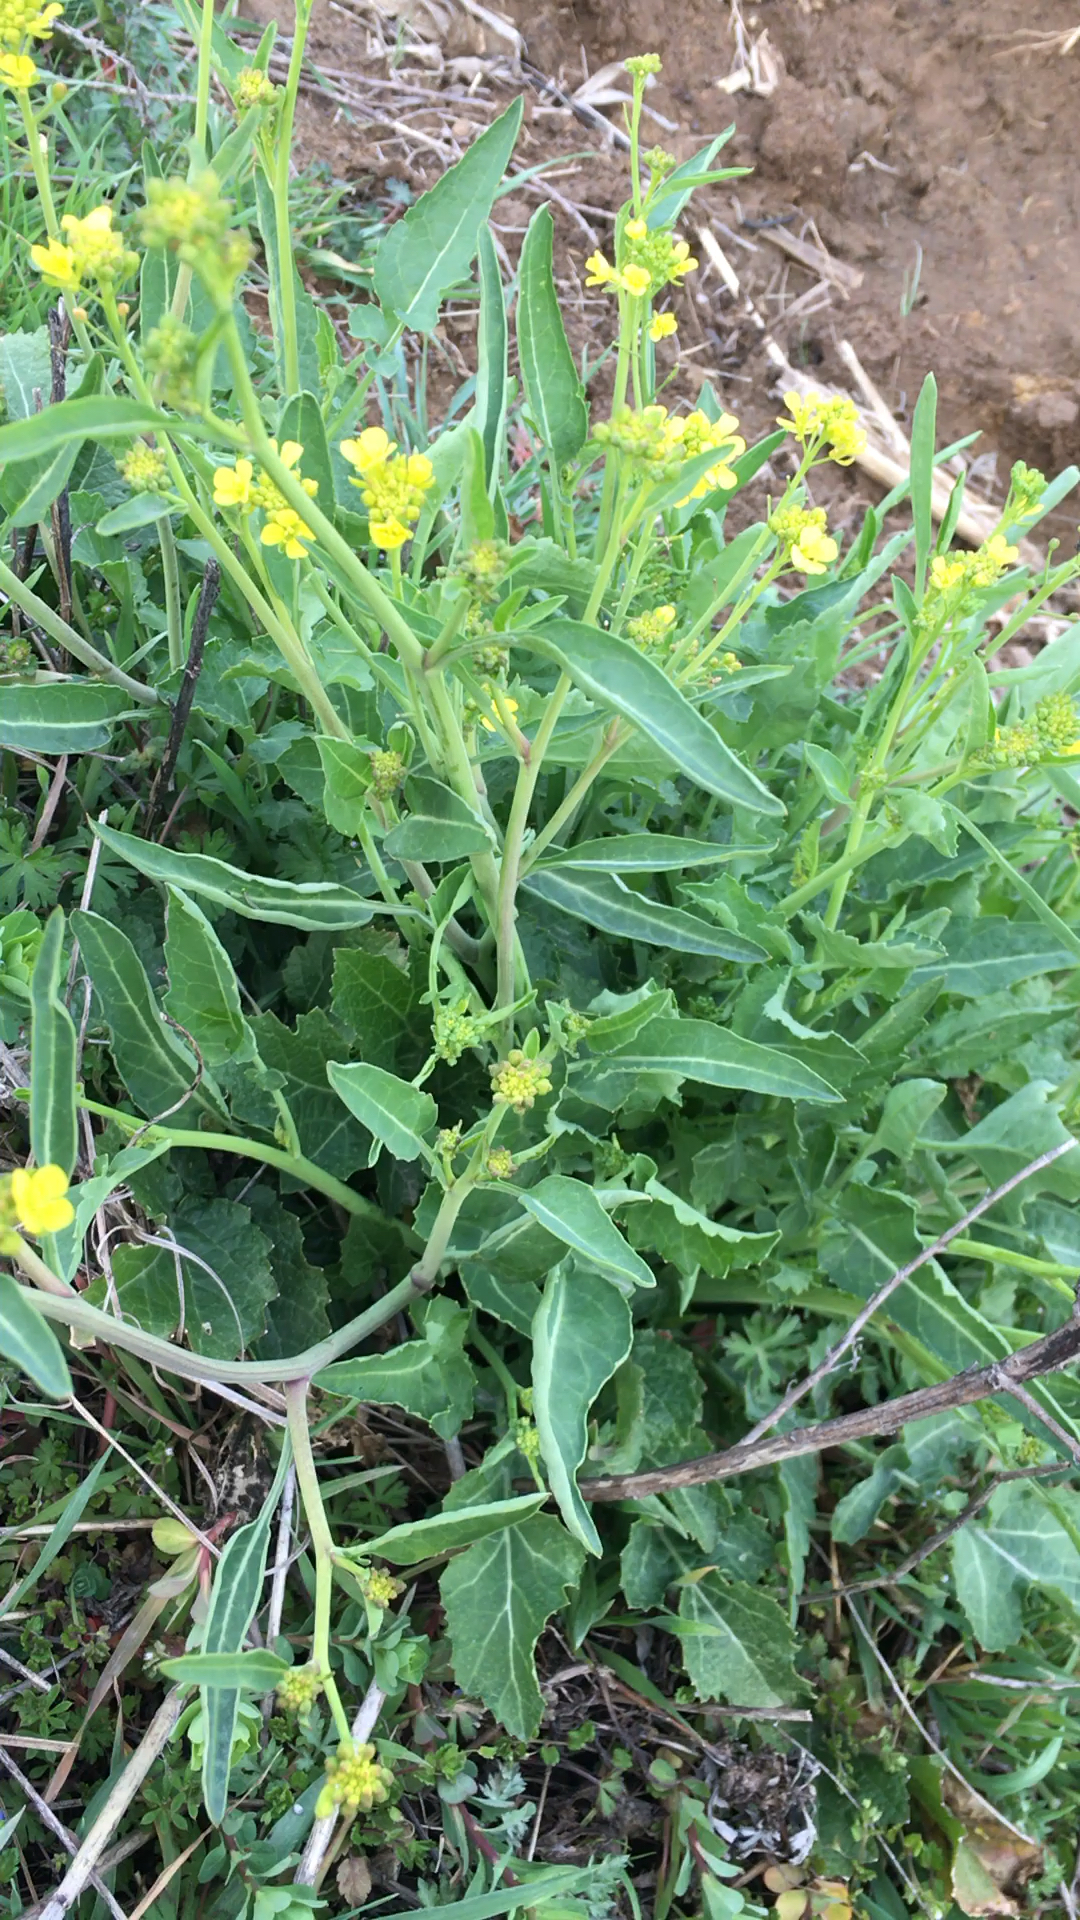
(479, 687, 519, 733)
(666, 238, 697, 282)
(260, 506, 313, 559)
(970, 531, 1019, 585)
(10, 1165, 74, 1236)
(340, 426, 397, 472)
(620, 262, 652, 298)
(0, 0, 61, 47)
(777, 388, 867, 466)
(368, 515, 411, 551)
(627, 604, 677, 645)
(585, 249, 618, 288)
(29, 235, 80, 292)
(625, 218, 648, 242)
(668, 408, 746, 502)
(649, 312, 678, 342)
(769, 501, 838, 575)
(213, 458, 254, 508)
(0, 49, 38, 84)
(315, 1742, 393, 1821)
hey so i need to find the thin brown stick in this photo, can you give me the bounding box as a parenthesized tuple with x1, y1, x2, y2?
(738, 1139, 1078, 1453)
(581, 1314, 1080, 1501)
(37, 1688, 188, 1920)
(0, 1745, 130, 1920)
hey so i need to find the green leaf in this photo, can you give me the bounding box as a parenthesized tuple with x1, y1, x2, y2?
(316, 735, 373, 835)
(0, 394, 207, 464)
(910, 371, 938, 596)
(332, 949, 418, 1071)
(252, 1191, 331, 1360)
(581, 1015, 841, 1104)
(516, 205, 588, 469)
(953, 1480, 1080, 1650)
(910, 916, 1080, 996)
(530, 619, 783, 815)
(0, 681, 136, 753)
(161, 1649, 289, 1690)
(92, 823, 378, 931)
(460, 425, 495, 546)
(371, 1871, 588, 1920)
(675, 1572, 803, 1706)
(0, 1277, 72, 1401)
(96, 494, 174, 534)
(522, 869, 765, 961)
(475, 223, 508, 492)
(29, 909, 77, 1178)
(373, 97, 524, 333)
(362, 1492, 548, 1565)
(71, 910, 228, 1128)
(327, 1060, 436, 1164)
(532, 1268, 632, 1554)
(85, 1196, 276, 1360)
(247, 1009, 369, 1178)
(2, 357, 106, 526)
(537, 833, 758, 873)
(384, 776, 493, 863)
(279, 391, 335, 511)
(439, 1514, 585, 1737)
(317, 1299, 474, 1442)
(626, 1182, 779, 1284)
(515, 1176, 654, 1293)
(163, 888, 246, 1067)
(0, 328, 51, 419)
(197, 1446, 290, 1823)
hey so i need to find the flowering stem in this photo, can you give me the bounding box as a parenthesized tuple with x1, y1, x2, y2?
(495, 671, 572, 1017)
(284, 1378, 352, 1745)
(158, 515, 185, 673)
(7, 1234, 78, 1301)
(271, 0, 312, 396)
(192, 0, 216, 163)
(17, 94, 93, 358)
(520, 719, 629, 873)
(0, 555, 159, 704)
(75, 1098, 394, 1226)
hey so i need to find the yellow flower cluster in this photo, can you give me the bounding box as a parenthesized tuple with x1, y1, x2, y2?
(777, 389, 867, 466)
(30, 205, 136, 298)
(586, 218, 697, 302)
(627, 604, 677, 646)
(275, 1665, 323, 1714)
(234, 66, 277, 110)
(0, 1164, 74, 1250)
(434, 998, 482, 1065)
(769, 501, 839, 575)
(119, 443, 169, 493)
(594, 404, 744, 500)
(314, 1742, 394, 1821)
(0, 49, 38, 85)
(490, 1049, 553, 1113)
(977, 692, 1080, 769)
(0, 0, 61, 49)
(355, 1564, 404, 1608)
(485, 1147, 516, 1180)
(340, 426, 435, 551)
(370, 747, 405, 801)
(212, 440, 318, 561)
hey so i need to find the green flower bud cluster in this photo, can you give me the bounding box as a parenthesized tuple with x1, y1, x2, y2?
(276, 1664, 323, 1715)
(434, 998, 482, 1065)
(976, 692, 1080, 769)
(314, 1741, 394, 1820)
(490, 1049, 553, 1113)
(370, 748, 405, 802)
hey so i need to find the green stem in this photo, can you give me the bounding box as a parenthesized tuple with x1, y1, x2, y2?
(18, 94, 93, 357)
(23, 1263, 427, 1387)
(948, 1238, 1078, 1299)
(192, 0, 215, 163)
(76, 1098, 392, 1226)
(284, 1377, 352, 1744)
(495, 670, 572, 1015)
(9, 1235, 79, 1301)
(0, 556, 159, 705)
(822, 786, 874, 931)
(520, 719, 628, 872)
(158, 515, 184, 673)
(272, 0, 312, 397)
(471, 1322, 518, 1429)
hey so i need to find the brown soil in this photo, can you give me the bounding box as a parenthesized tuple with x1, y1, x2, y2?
(260, 0, 1080, 527)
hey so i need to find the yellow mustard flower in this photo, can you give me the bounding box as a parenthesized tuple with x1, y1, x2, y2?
(777, 388, 867, 466)
(621, 262, 652, 297)
(340, 426, 397, 472)
(29, 235, 80, 293)
(584, 250, 619, 289)
(668, 408, 746, 503)
(0, 0, 62, 48)
(260, 506, 313, 560)
(213, 457, 254, 509)
(342, 434, 434, 551)
(970, 531, 1019, 585)
(649, 312, 678, 342)
(625, 218, 648, 242)
(10, 1165, 75, 1236)
(770, 501, 838, 575)
(0, 50, 38, 84)
(60, 204, 132, 284)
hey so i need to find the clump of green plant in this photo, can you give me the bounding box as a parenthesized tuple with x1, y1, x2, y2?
(4, 0, 1080, 1914)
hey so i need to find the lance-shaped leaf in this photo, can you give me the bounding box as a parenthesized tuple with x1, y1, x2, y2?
(359, 1493, 548, 1565)
(0, 1278, 72, 1402)
(163, 888, 246, 1067)
(517, 205, 588, 467)
(327, 1061, 437, 1164)
(529, 619, 783, 814)
(522, 869, 765, 960)
(514, 1176, 654, 1292)
(579, 1016, 841, 1104)
(30, 909, 77, 1177)
(0, 682, 137, 754)
(532, 1268, 632, 1554)
(92, 823, 378, 932)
